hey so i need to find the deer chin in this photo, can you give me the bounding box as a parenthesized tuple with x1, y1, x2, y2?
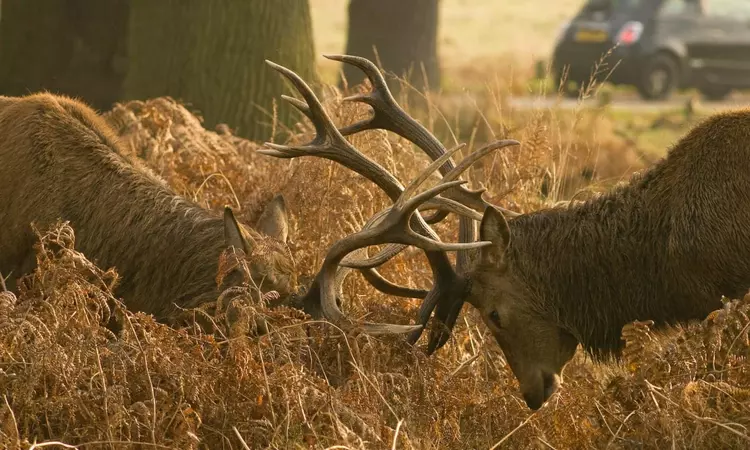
(520, 371, 561, 410)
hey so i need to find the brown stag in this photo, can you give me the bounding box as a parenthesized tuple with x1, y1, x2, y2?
(262, 55, 750, 411)
(0, 93, 296, 323)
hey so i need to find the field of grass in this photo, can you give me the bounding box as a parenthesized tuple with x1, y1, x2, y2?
(2, 79, 749, 449)
(3, 2, 749, 449)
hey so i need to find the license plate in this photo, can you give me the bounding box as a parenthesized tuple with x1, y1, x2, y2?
(574, 29, 608, 43)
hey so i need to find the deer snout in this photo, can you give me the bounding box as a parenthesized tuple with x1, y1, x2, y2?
(521, 371, 561, 410)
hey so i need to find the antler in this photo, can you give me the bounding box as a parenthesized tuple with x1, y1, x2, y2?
(325, 55, 521, 350)
(261, 57, 519, 349)
(265, 131, 491, 333)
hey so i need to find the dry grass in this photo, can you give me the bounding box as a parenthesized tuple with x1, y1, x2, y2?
(1, 79, 747, 449)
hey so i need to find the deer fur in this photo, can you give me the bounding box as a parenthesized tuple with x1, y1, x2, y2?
(467, 108, 750, 409)
(0, 92, 296, 322)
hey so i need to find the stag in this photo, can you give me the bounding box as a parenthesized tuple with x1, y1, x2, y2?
(263, 55, 750, 411)
(0, 93, 296, 323)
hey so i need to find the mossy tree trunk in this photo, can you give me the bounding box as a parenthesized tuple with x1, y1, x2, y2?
(342, 0, 441, 93)
(0, 0, 129, 110)
(124, 0, 316, 141)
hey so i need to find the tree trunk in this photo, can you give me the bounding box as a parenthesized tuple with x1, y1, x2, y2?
(124, 0, 316, 141)
(342, 0, 440, 93)
(0, 0, 129, 111)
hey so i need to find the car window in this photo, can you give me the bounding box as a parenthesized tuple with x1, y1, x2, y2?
(610, 0, 644, 8)
(704, 0, 750, 20)
(579, 0, 643, 19)
(659, 0, 703, 16)
(582, 0, 643, 11)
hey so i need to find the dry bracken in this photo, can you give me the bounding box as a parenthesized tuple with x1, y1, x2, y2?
(1, 89, 747, 449)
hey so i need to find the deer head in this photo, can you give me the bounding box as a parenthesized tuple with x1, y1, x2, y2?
(223, 194, 296, 300)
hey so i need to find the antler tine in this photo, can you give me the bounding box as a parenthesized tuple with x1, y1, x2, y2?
(339, 254, 429, 297)
(361, 269, 429, 298)
(264, 60, 340, 143)
(340, 199, 485, 270)
(418, 199, 483, 221)
(427, 296, 465, 353)
(343, 142, 507, 269)
(336, 217, 428, 298)
(398, 143, 465, 206)
(443, 140, 520, 183)
(281, 94, 312, 121)
(340, 209, 408, 270)
(345, 140, 517, 271)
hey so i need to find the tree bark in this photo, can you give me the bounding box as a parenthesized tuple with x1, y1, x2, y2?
(0, 0, 129, 111)
(342, 0, 440, 93)
(124, 0, 317, 141)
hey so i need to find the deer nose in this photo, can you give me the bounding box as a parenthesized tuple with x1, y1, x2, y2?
(523, 391, 544, 410)
(522, 371, 560, 410)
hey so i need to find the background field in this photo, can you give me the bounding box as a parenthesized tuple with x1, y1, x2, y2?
(310, 0, 582, 84)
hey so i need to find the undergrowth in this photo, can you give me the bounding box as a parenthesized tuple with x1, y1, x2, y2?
(1, 80, 747, 449)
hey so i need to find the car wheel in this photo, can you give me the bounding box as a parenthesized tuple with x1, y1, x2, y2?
(561, 82, 581, 99)
(637, 54, 680, 101)
(553, 69, 582, 99)
(698, 85, 732, 102)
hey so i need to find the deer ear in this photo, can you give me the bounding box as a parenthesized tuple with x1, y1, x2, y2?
(223, 207, 251, 253)
(256, 193, 289, 242)
(479, 206, 511, 266)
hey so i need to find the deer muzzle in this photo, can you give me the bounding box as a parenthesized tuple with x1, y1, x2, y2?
(521, 371, 561, 410)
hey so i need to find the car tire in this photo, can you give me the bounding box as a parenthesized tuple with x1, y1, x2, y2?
(636, 53, 680, 101)
(561, 82, 581, 99)
(698, 84, 732, 102)
(553, 68, 582, 99)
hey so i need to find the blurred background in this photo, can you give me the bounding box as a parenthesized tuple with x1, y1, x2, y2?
(1, 0, 748, 143)
(0, 0, 749, 201)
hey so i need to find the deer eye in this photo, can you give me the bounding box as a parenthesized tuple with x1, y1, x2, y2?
(489, 310, 502, 328)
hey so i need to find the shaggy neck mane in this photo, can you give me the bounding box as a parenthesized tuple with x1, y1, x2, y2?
(506, 165, 721, 360)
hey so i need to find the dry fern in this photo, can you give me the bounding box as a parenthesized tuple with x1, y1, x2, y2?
(2, 91, 745, 449)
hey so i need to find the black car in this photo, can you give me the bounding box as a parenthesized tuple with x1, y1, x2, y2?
(551, 0, 750, 101)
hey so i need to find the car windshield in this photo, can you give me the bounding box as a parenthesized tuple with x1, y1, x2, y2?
(659, 0, 750, 19)
(705, 0, 750, 19)
(578, 0, 644, 19)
